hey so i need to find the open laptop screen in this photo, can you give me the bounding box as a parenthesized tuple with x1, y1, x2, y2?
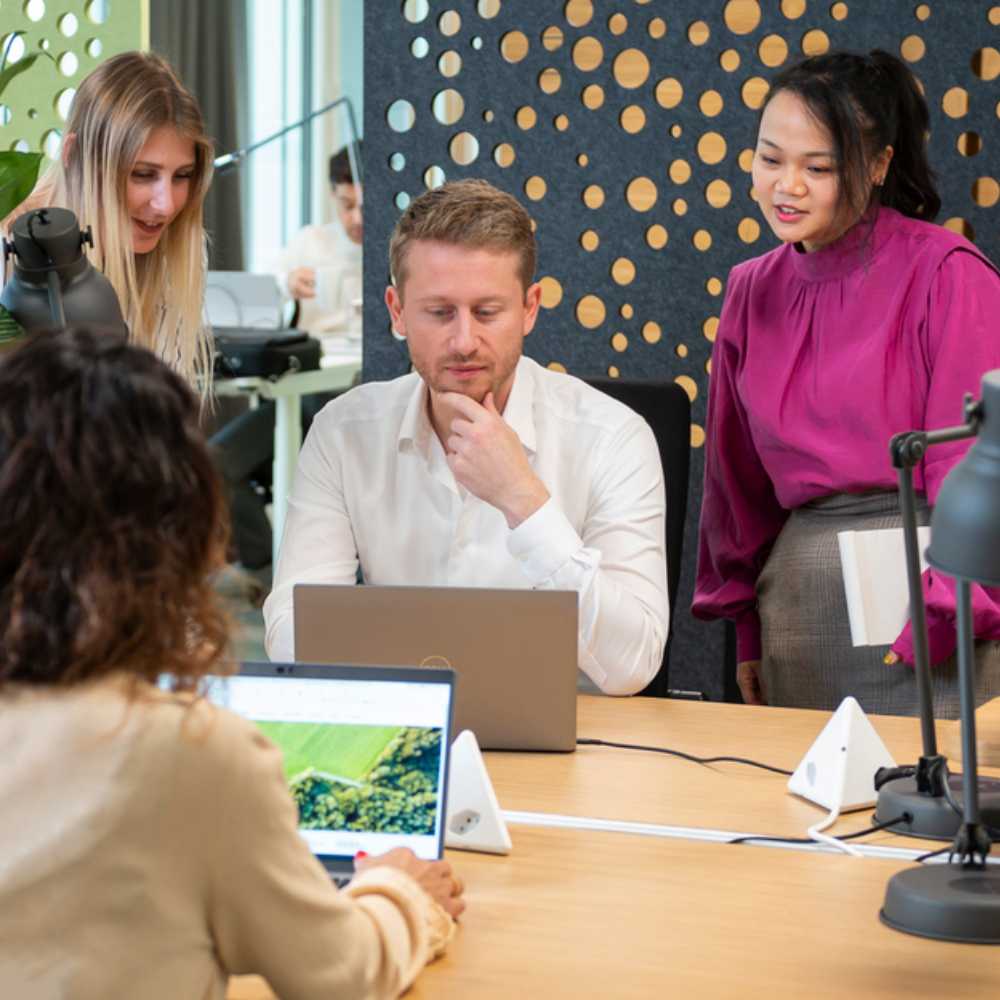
(200, 663, 454, 870)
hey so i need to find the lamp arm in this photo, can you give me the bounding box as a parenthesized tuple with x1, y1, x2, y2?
(888, 415, 981, 782)
(213, 96, 362, 192)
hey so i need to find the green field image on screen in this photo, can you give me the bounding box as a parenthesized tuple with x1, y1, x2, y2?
(256, 721, 443, 835)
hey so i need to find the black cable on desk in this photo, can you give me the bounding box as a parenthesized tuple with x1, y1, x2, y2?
(576, 737, 794, 776)
(728, 814, 911, 846)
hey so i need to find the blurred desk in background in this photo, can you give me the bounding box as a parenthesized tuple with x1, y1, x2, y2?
(213, 350, 361, 563)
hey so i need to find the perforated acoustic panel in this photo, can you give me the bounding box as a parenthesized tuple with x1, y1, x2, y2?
(1, 0, 142, 159)
(364, 0, 1000, 699)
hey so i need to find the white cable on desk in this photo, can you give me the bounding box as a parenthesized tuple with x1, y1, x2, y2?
(500, 809, 1000, 864)
(806, 805, 864, 858)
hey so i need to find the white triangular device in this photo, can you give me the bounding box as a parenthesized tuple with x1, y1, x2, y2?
(444, 729, 512, 855)
(787, 696, 898, 811)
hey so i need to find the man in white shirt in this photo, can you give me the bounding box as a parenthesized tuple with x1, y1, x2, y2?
(263, 179, 668, 695)
(270, 143, 363, 343)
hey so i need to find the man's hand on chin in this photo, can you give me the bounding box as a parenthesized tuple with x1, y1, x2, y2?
(439, 390, 550, 529)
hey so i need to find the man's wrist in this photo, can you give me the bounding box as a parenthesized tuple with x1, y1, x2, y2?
(502, 480, 551, 530)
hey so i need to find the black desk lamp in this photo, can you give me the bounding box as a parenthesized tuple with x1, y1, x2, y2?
(0, 207, 126, 332)
(873, 398, 1000, 841)
(880, 370, 1000, 943)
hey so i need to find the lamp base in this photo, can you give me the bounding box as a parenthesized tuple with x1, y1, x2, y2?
(874, 774, 1000, 840)
(881, 863, 1000, 943)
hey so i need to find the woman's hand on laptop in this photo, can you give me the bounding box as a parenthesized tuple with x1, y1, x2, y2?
(354, 847, 466, 918)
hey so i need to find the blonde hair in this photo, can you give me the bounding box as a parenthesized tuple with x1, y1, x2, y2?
(27, 52, 214, 384)
(389, 179, 536, 297)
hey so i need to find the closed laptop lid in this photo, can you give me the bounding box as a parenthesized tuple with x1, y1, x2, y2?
(197, 662, 455, 879)
(293, 585, 578, 752)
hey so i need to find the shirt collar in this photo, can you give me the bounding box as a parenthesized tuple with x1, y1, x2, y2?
(398, 376, 434, 461)
(501, 356, 537, 455)
(396, 355, 537, 460)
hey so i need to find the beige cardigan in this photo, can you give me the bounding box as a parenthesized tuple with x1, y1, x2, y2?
(0, 675, 453, 1000)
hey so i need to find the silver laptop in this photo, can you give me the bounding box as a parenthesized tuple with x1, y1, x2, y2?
(202, 661, 455, 884)
(204, 271, 283, 329)
(294, 585, 578, 752)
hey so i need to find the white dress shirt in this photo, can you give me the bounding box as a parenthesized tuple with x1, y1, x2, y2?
(270, 222, 362, 340)
(263, 356, 668, 695)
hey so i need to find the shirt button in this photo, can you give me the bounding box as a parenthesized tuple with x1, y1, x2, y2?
(457, 537, 469, 549)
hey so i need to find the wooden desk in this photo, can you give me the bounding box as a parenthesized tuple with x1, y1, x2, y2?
(485, 694, 992, 845)
(232, 826, 1000, 1000)
(229, 699, 1000, 999)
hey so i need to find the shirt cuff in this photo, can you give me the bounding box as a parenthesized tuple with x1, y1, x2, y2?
(506, 497, 585, 585)
(346, 865, 456, 961)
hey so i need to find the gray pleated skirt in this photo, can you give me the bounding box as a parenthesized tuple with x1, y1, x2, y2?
(757, 490, 1000, 717)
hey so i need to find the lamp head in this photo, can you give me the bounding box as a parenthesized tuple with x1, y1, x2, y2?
(0, 207, 126, 333)
(926, 369, 1000, 585)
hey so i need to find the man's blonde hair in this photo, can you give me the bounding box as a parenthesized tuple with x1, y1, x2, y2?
(27, 52, 214, 385)
(389, 179, 536, 297)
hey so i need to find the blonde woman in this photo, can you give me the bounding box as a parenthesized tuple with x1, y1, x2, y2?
(10, 51, 213, 382)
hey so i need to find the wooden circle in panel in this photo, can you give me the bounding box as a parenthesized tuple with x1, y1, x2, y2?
(973, 47, 1000, 80)
(449, 132, 479, 165)
(612, 258, 636, 285)
(539, 67, 562, 94)
(500, 30, 529, 63)
(542, 25, 564, 50)
(614, 48, 650, 88)
(573, 36, 604, 72)
(493, 142, 515, 167)
(564, 0, 593, 28)
(697, 132, 727, 165)
(724, 0, 761, 34)
(577, 294, 606, 328)
(626, 176, 658, 211)
(524, 175, 547, 200)
(620, 105, 646, 133)
(801, 29, 830, 56)
(687, 20, 710, 45)
(973, 176, 1000, 207)
(900, 35, 925, 62)
(582, 84, 605, 109)
(539, 276, 564, 308)
(655, 77, 683, 109)
(646, 224, 668, 249)
(676, 375, 698, 402)
(759, 34, 788, 68)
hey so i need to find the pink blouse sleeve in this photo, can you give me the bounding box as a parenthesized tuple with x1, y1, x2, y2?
(892, 249, 1000, 666)
(692, 266, 791, 663)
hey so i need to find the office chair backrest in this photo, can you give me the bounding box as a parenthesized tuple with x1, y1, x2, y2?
(580, 376, 691, 697)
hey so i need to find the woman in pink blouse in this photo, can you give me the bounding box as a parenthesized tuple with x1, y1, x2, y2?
(693, 50, 1000, 714)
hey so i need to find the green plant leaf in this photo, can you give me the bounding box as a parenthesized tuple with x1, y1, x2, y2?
(0, 50, 52, 99)
(0, 149, 44, 221)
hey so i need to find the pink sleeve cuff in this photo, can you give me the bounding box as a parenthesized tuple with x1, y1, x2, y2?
(735, 611, 762, 664)
(891, 611, 957, 668)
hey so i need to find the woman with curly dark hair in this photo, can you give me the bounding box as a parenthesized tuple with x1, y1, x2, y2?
(0, 327, 463, 1000)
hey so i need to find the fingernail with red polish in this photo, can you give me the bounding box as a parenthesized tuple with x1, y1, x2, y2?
(355, 851, 368, 859)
